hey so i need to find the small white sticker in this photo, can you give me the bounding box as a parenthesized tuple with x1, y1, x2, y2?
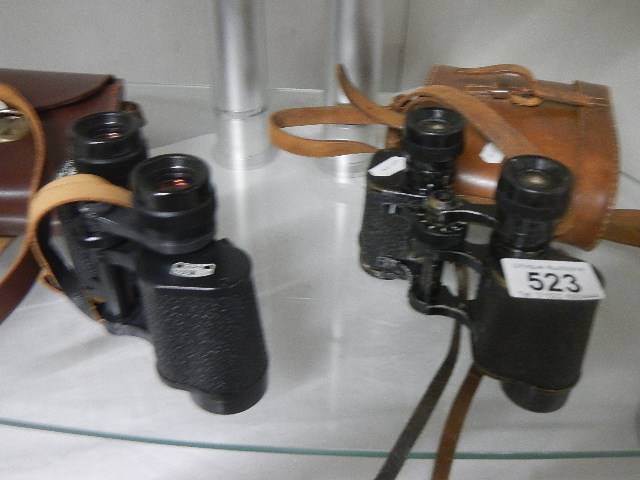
(500, 258, 605, 301)
(368, 155, 406, 177)
(479, 142, 505, 164)
(170, 262, 216, 278)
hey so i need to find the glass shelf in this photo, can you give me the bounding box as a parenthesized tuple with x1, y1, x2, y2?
(1, 133, 639, 461)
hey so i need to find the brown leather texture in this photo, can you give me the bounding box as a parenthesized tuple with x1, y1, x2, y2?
(430, 366, 483, 480)
(0, 69, 122, 235)
(601, 209, 640, 247)
(0, 83, 47, 323)
(426, 65, 619, 249)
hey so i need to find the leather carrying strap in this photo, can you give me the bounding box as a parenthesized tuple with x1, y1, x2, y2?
(454, 64, 607, 107)
(374, 266, 469, 480)
(601, 210, 640, 247)
(375, 323, 461, 480)
(26, 173, 132, 319)
(0, 84, 46, 323)
(269, 65, 540, 159)
(270, 105, 379, 157)
(431, 366, 483, 480)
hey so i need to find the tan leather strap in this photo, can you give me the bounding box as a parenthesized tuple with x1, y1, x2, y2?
(601, 209, 640, 247)
(0, 237, 12, 255)
(269, 64, 540, 160)
(455, 64, 607, 107)
(269, 105, 379, 157)
(336, 65, 404, 128)
(0, 84, 46, 322)
(26, 174, 132, 297)
(431, 365, 483, 480)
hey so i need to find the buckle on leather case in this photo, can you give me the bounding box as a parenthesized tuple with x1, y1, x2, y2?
(0, 101, 30, 143)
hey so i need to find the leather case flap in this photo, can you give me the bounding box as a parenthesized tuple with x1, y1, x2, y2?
(0, 70, 122, 236)
(0, 69, 114, 111)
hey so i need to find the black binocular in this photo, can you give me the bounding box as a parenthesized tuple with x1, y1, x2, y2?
(52, 112, 268, 414)
(360, 107, 603, 412)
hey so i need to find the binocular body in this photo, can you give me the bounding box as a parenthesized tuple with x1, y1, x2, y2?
(55, 112, 267, 414)
(470, 255, 599, 411)
(359, 149, 427, 279)
(359, 107, 602, 413)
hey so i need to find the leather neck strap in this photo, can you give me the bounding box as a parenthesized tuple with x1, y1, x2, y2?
(375, 323, 461, 480)
(269, 65, 540, 159)
(0, 84, 46, 323)
(25, 173, 132, 319)
(430, 366, 483, 480)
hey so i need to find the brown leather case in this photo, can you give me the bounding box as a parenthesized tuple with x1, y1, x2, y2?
(0, 69, 123, 235)
(424, 65, 618, 249)
(0, 69, 124, 323)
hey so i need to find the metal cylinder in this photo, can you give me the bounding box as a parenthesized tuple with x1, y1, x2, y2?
(212, 0, 267, 115)
(325, 0, 383, 105)
(212, 0, 272, 169)
(321, 0, 383, 182)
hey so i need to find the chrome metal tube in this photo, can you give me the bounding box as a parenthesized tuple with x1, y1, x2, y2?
(212, 0, 271, 169)
(325, 0, 383, 106)
(213, 0, 267, 115)
(322, 0, 383, 182)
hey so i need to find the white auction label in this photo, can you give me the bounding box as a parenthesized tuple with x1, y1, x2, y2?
(500, 258, 605, 301)
(368, 155, 406, 176)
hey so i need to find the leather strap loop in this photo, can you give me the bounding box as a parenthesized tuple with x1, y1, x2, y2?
(456, 64, 537, 86)
(0, 84, 46, 323)
(26, 173, 132, 292)
(269, 105, 379, 157)
(336, 65, 405, 128)
(455, 64, 606, 107)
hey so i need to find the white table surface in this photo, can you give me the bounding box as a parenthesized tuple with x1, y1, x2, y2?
(1, 86, 639, 479)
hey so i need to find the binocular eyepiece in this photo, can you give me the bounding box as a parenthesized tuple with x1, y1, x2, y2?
(494, 155, 573, 256)
(404, 107, 464, 190)
(132, 154, 217, 255)
(72, 112, 147, 187)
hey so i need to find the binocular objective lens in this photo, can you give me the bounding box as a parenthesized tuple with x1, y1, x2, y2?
(132, 154, 213, 213)
(155, 172, 194, 193)
(72, 111, 147, 187)
(517, 170, 553, 189)
(90, 127, 125, 141)
(416, 119, 449, 133)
